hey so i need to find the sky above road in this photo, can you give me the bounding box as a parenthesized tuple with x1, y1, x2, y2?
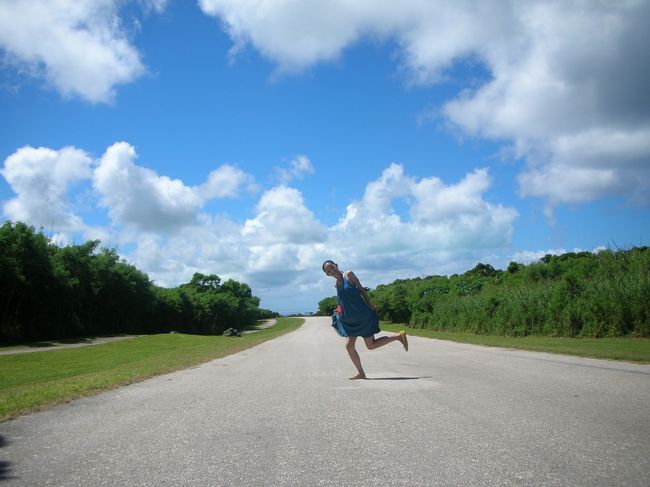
(1, 1, 649, 313)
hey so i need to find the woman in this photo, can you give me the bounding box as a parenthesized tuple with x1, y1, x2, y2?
(322, 260, 408, 380)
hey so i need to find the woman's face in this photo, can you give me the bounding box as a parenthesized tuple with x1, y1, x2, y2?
(324, 262, 339, 276)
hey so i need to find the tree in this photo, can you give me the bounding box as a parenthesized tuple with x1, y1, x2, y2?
(0, 221, 270, 342)
(317, 296, 338, 316)
(188, 273, 221, 292)
(467, 263, 498, 277)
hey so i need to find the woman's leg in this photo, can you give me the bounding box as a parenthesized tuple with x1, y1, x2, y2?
(363, 333, 403, 350)
(346, 336, 366, 379)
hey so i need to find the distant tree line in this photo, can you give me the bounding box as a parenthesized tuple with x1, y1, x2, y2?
(317, 247, 650, 338)
(0, 221, 278, 343)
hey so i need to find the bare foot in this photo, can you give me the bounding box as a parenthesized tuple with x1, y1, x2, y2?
(349, 373, 366, 380)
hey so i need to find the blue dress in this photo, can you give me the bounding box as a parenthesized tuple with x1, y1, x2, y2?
(332, 274, 380, 338)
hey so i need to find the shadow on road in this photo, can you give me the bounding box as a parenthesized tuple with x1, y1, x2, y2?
(9, 334, 131, 349)
(365, 376, 431, 381)
(27, 337, 94, 348)
(0, 435, 15, 481)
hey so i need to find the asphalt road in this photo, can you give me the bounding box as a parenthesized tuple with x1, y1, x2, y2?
(1, 317, 649, 486)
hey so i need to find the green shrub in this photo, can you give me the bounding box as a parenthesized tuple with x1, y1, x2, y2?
(345, 248, 650, 338)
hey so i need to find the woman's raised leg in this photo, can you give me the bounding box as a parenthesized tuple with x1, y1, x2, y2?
(363, 333, 403, 350)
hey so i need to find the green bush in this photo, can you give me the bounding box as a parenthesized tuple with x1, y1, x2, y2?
(0, 221, 272, 343)
(319, 247, 650, 338)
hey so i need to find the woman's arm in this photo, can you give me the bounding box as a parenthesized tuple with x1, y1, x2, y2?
(346, 271, 376, 310)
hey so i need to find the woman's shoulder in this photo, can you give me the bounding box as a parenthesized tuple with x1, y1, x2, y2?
(344, 270, 359, 282)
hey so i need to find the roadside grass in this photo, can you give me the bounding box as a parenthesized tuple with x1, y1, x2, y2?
(0, 318, 303, 422)
(380, 323, 650, 364)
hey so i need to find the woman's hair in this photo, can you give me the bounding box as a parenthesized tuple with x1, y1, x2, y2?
(322, 260, 337, 273)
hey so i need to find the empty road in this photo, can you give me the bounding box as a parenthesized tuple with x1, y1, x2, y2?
(1, 317, 649, 486)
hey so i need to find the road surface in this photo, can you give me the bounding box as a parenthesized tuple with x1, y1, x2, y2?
(1, 316, 649, 486)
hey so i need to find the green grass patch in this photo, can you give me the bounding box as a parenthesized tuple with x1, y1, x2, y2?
(380, 322, 650, 364)
(0, 318, 303, 422)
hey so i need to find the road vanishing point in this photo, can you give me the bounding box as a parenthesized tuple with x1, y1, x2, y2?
(1, 316, 649, 486)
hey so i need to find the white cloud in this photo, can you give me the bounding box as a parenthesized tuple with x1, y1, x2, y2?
(332, 164, 517, 270)
(201, 0, 650, 210)
(411, 168, 491, 223)
(198, 0, 367, 73)
(94, 142, 203, 232)
(92, 142, 258, 233)
(1, 145, 92, 232)
(360, 163, 413, 217)
(140, 0, 169, 14)
(1, 143, 518, 312)
(1, 141, 258, 237)
(2, 143, 287, 241)
(516, 127, 650, 210)
(107, 161, 517, 312)
(195, 164, 257, 200)
(274, 155, 314, 184)
(0, 0, 147, 103)
(517, 165, 620, 206)
(243, 185, 327, 245)
(439, 2, 650, 209)
(128, 214, 250, 286)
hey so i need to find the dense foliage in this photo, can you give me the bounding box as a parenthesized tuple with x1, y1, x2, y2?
(317, 296, 338, 316)
(0, 221, 277, 343)
(317, 248, 650, 337)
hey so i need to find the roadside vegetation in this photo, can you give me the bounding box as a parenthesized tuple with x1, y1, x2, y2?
(0, 317, 304, 421)
(319, 247, 649, 338)
(318, 247, 649, 362)
(0, 221, 278, 344)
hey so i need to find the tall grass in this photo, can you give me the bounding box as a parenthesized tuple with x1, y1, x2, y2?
(388, 247, 650, 337)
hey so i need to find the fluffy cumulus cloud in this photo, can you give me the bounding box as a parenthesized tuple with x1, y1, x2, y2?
(94, 142, 203, 232)
(441, 1, 650, 211)
(0, 0, 147, 103)
(195, 164, 257, 200)
(243, 185, 327, 245)
(200, 0, 650, 211)
(127, 214, 251, 287)
(93, 142, 263, 233)
(330, 164, 517, 278)
(1, 145, 92, 233)
(1, 141, 257, 235)
(121, 162, 517, 312)
(1, 142, 518, 312)
(199, 0, 366, 72)
(127, 184, 331, 297)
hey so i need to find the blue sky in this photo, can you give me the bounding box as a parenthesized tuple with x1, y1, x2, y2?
(1, 1, 649, 314)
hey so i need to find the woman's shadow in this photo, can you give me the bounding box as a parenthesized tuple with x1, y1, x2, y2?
(364, 376, 431, 381)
